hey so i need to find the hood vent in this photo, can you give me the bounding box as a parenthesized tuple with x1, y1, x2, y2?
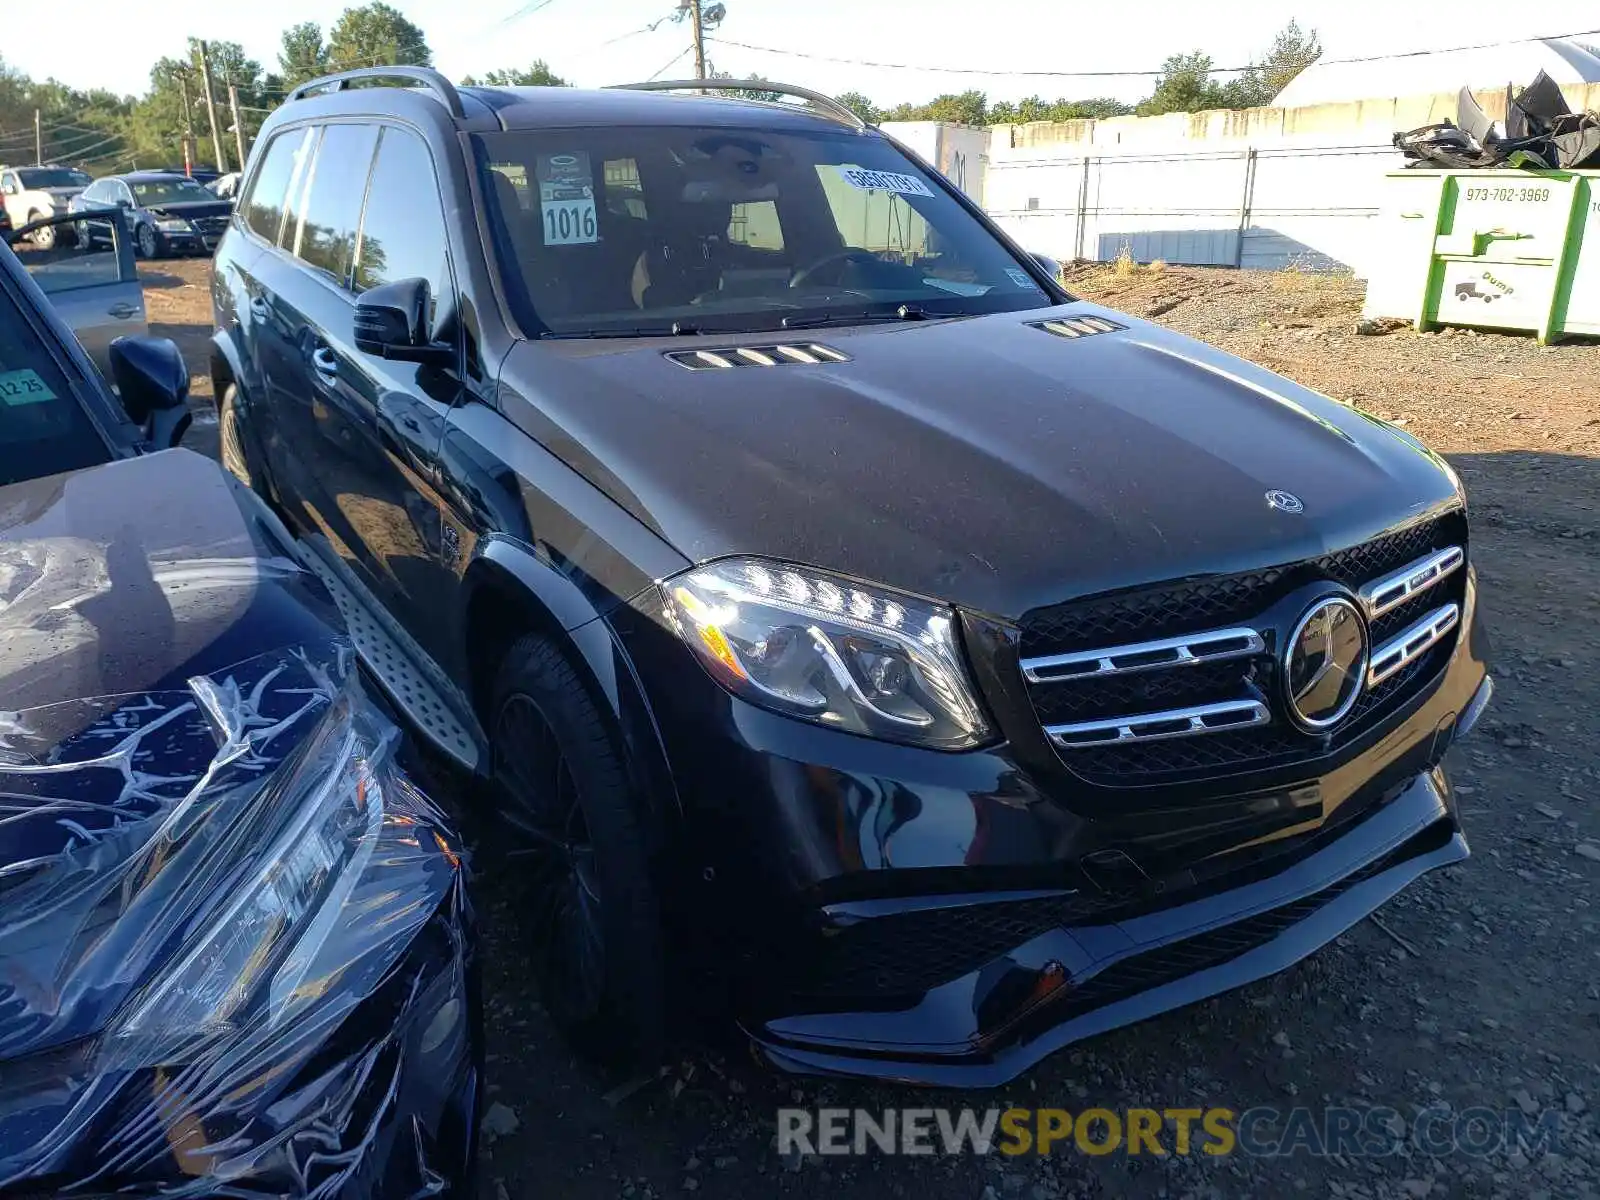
(1029, 315, 1126, 340)
(666, 343, 851, 370)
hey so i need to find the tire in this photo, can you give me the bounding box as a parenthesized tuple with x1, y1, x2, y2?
(75, 221, 92, 249)
(488, 634, 666, 1067)
(135, 221, 158, 259)
(218, 383, 257, 491)
(28, 213, 54, 250)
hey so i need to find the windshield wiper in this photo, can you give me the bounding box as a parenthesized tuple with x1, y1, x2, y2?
(780, 304, 940, 331)
(542, 320, 707, 340)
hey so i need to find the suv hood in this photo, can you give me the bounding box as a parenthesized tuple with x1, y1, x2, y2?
(505, 305, 1463, 616)
(0, 449, 347, 1056)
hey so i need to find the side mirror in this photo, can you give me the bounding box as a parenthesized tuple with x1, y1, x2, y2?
(1030, 251, 1063, 281)
(109, 335, 191, 449)
(354, 277, 453, 365)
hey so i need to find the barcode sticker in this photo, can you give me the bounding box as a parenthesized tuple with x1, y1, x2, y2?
(835, 166, 936, 197)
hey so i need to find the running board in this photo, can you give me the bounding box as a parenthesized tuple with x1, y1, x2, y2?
(295, 537, 485, 772)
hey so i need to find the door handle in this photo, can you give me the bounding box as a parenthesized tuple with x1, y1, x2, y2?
(312, 347, 339, 377)
(107, 302, 139, 319)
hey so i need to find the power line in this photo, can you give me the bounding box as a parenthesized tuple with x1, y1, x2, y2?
(498, 0, 559, 25)
(646, 46, 694, 83)
(708, 25, 1600, 79)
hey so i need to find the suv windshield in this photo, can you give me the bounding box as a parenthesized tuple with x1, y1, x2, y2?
(0, 278, 113, 486)
(18, 168, 90, 189)
(475, 125, 1051, 335)
(129, 177, 212, 206)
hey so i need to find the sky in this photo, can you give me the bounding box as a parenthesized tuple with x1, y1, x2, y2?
(8, 0, 1600, 105)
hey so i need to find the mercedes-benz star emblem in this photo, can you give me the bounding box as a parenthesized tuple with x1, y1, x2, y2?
(1265, 490, 1305, 514)
(1283, 596, 1368, 731)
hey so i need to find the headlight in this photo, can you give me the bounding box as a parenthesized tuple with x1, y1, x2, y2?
(156, 217, 190, 231)
(103, 692, 387, 1066)
(663, 558, 992, 750)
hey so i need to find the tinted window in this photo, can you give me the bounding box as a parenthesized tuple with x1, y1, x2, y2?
(354, 126, 448, 304)
(244, 127, 314, 243)
(295, 124, 379, 284)
(0, 280, 112, 485)
(129, 177, 212, 206)
(19, 168, 90, 189)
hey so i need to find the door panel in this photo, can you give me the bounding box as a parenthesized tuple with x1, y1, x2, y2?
(17, 213, 145, 377)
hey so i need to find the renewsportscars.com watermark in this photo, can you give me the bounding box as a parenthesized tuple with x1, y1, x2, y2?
(777, 1105, 1567, 1159)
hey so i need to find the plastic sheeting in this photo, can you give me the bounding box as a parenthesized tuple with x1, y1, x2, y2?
(1, 597, 477, 1194)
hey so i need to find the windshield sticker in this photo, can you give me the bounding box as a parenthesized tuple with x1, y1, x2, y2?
(835, 166, 936, 197)
(923, 278, 993, 297)
(0, 368, 57, 406)
(1005, 268, 1040, 290)
(537, 152, 599, 246)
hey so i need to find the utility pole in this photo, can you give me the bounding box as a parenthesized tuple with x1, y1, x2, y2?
(688, 0, 707, 80)
(228, 84, 247, 171)
(195, 41, 231, 174)
(178, 76, 197, 176)
(33, 110, 41, 165)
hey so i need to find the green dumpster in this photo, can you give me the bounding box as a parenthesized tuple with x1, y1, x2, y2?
(1362, 169, 1600, 344)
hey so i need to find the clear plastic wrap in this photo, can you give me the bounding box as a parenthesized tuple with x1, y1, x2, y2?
(0, 472, 478, 1198)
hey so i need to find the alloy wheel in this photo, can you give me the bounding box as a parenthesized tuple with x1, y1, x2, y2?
(492, 692, 606, 1027)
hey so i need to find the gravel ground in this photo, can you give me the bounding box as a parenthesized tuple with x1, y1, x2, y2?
(135, 257, 1599, 1200)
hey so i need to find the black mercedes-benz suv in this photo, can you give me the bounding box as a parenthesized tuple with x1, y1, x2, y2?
(211, 67, 1492, 1084)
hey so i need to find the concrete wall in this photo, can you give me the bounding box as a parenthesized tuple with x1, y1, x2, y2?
(904, 83, 1600, 276)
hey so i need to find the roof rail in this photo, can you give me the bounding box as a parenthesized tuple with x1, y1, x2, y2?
(610, 79, 866, 131)
(287, 66, 465, 120)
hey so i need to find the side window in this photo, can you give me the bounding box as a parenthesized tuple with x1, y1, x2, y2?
(78, 181, 101, 203)
(354, 126, 448, 308)
(114, 182, 133, 206)
(294, 124, 379, 284)
(728, 200, 784, 251)
(243, 127, 314, 244)
(1, 173, 15, 194)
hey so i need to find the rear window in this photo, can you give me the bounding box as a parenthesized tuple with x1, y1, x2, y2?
(293, 124, 379, 282)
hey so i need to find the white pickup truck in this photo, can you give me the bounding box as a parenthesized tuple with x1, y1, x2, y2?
(0, 165, 91, 249)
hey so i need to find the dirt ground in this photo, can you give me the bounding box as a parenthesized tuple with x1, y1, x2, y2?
(142, 257, 1599, 1200)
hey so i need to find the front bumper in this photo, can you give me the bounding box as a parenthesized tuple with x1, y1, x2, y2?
(626, 561, 1490, 1086)
(749, 761, 1468, 1085)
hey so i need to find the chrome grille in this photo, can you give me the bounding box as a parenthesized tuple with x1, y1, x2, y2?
(1018, 513, 1467, 784)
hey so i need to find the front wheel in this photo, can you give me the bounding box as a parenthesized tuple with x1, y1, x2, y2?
(135, 221, 158, 259)
(489, 634, 667, 1067)
(29, 214, 55, 250)
(75, 221, 92, 249)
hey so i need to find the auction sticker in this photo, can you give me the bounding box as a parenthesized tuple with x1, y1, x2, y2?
(835, 166, 935, 197)
(537, 152, 599, 246)
(0, 368, 57, 406)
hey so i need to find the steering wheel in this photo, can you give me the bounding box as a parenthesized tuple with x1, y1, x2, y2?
(789, 248, 884, 290)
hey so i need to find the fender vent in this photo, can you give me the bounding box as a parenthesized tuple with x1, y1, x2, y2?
(1029, 314, 1126, 339)
(665, 343, 851, 370)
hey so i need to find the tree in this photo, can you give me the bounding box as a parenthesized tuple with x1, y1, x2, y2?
(1136, 52, 1230, 116)
(1230, 21, 1322, 107)
(279, 22, 330, 91)
(989, 95, 1133, 123)
(834, 91, 878, 122)
(463, 60, 568, 87)
(883, 89, 988, 125)
(327, 2, 432, 72)
(706, 69, 783, 103)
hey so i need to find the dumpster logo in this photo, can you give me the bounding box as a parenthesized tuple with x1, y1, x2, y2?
(1455, 272, 1514, 303)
